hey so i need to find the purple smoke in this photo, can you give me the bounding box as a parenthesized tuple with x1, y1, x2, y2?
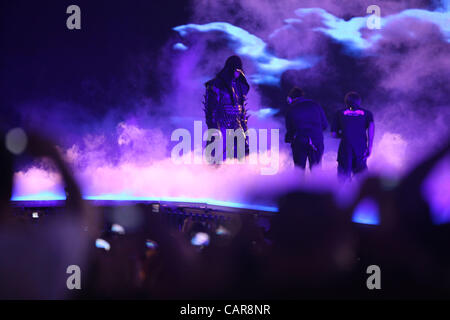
(11, 0, 450, 222)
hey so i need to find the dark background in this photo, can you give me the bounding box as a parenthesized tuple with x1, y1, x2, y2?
(0, 0, 190, 121)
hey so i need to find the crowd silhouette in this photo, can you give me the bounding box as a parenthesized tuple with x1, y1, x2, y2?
(0, 127, 449, 299)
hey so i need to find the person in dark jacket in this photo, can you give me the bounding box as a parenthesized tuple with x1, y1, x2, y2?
(285, 87, 328, 170)
(203, 55, 250, 161)
(331, 91, 375, 181)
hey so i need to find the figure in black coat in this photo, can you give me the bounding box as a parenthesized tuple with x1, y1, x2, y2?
(204, 55, 250, 161)
(285, 87, 328, 170)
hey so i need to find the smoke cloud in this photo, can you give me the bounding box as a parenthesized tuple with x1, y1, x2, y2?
(10, 0, 450, 221)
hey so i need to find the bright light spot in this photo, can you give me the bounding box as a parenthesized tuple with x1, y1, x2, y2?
(248, 108, 279, 118)
(352, 197, 380, 225)
(145, 239, 158, 249)
(31, 212, 39, 219)
(191, 232, 210, 246)
(95, 238, 111, 251)
(5, 128, 28, 155)
(111, 223, 125, 235)
(173, 42, 188, 51)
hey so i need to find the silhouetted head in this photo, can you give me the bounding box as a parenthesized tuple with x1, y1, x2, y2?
(287, 87, 304, 104)
(218, 55, 243, 83)
(344, 91, 361, 109)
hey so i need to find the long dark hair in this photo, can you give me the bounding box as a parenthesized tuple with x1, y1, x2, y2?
(217, 55, 243, 85)
(216, 55, 244, 105)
